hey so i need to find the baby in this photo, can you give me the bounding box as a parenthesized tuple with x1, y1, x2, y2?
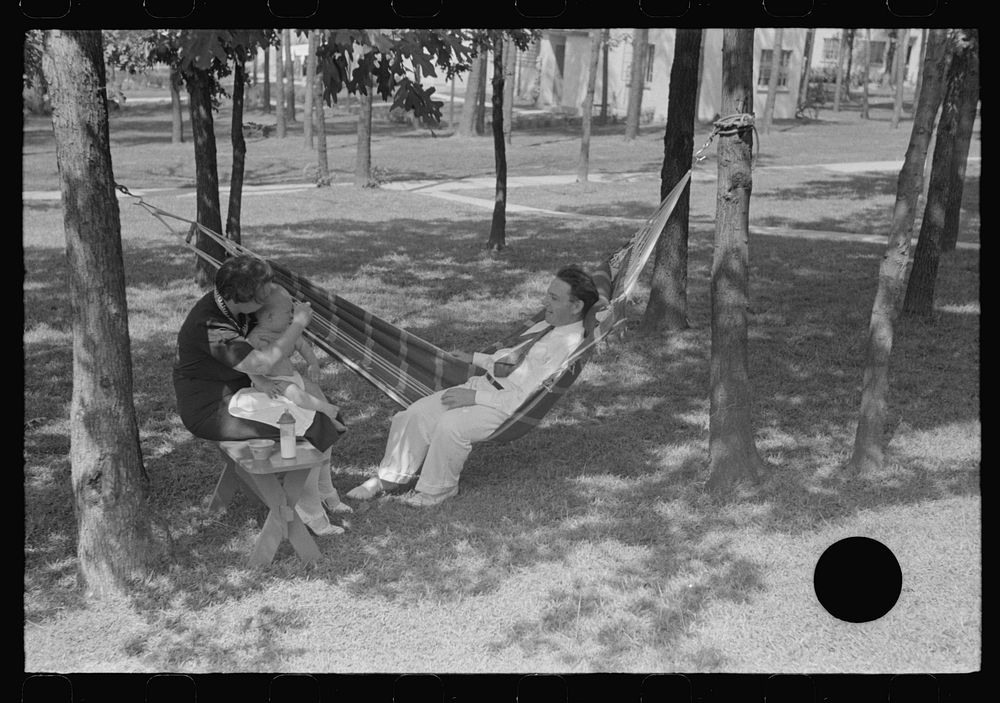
(247, 286, 346, 432)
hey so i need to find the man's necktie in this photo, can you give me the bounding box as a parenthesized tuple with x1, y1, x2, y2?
(493, 325, 554, 378)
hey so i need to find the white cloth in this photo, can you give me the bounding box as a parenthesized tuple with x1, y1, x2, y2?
(470, 320, 585, 416)
(227, 371, 316, 434)
(376, 319, 585, 494)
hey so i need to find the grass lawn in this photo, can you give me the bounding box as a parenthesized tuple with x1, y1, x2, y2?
(22, 94, 980, 673)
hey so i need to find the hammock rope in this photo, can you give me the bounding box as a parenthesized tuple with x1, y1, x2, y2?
(122, 170, 691, 443)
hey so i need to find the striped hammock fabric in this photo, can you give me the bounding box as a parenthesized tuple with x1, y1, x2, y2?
(135, 170, 691, 444)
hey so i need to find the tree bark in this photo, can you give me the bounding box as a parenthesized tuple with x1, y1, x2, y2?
(170, 67, 184, 143)
(761, 28, 784, 134)
(274, 39, 286, 138)
(503, 38, 516, 145)
(283, 28, 296, 123)
(796, 28, 815, 110)
(410, 64, 424, 128)
(356, 74, 374, 187)
(41, 29, 153, 599)
(186, 68, 227, 285)
(458, 53, 484, 137)
(847, 28, 951, 474)
(624, 28, 648, 140)
(313, 64, 330, 185)
(833, 29, 848, 112)
(642, 27, 701, 334)
(262, 46, 271, 113)
(890, 28, 910, 129)
(844, 29, 855, 99)
(226, 56, 246, 245)
(940, 29, 979, 253)
(475, 50, 488, 135)
(705, 28, 767, 492)
(903, 31, 972, 316)
(577, 29, 602, 183)
(303, 30, 315, 148)
(487, 37, 508, 251)
(860, 29, 871, 120)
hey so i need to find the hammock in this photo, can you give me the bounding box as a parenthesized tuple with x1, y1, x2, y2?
(131, 171, 691, 444)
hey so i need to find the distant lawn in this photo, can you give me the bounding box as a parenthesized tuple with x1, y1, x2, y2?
(23, 97, 980, 673)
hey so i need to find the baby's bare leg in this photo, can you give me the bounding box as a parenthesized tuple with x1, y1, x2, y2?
(283, 383, 346, 431)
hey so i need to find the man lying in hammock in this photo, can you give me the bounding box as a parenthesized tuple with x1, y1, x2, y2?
(346, 265, 600, 507)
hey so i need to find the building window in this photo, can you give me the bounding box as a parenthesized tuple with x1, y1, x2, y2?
(758, 49, 792, 88)
(624, 43, 656, 86)
(866, 40, 886, 66)
(822, 36, 840, 62)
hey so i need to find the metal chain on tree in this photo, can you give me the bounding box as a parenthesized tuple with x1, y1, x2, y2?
(693, 112, 759, 166)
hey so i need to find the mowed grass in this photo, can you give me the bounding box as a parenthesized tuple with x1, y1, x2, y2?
(22, 94, 980, 673)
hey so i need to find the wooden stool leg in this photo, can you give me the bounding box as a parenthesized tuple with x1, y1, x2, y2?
(209, 458, 240, 512)
(281, 469, 322, 563)
(246, 474, 290, 566)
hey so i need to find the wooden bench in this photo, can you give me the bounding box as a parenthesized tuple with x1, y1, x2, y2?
(209, 439, 326, 566)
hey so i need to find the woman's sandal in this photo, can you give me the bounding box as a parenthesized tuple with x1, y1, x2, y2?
(295, 505, 345, 536)
(321, 491, 354, 514)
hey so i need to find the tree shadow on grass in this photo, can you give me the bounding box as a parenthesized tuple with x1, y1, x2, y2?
(23, 212, 978, 671)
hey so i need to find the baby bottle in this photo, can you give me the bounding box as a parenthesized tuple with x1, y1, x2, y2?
(278, 410, 297, 459)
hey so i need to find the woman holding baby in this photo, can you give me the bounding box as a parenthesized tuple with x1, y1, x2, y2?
(172, 255, 349, 536)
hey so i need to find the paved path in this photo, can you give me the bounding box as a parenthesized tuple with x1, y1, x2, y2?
(23, 158, 980, 251)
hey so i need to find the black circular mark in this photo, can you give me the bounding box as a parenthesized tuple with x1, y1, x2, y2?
(813, 536, 903, 623)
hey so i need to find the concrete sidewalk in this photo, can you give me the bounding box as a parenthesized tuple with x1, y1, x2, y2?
(23, 160, 980, 251)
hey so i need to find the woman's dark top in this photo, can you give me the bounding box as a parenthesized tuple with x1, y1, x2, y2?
(173, 291, 341, 451)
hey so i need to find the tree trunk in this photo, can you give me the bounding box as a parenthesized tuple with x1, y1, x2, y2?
(503, 38, 516, 144)
(761, 28, 784, 134)
(577, 29, 602, 183)
(275, 40, 286, 138)
(283, 28, 296, 123)
(449, 74, 456, 126)
(833, 29, 847, 112)
(903, 31, 972, 316)
(475, 51, 488, 135)
(860, 29, 871, 120)
(227, 57, 246, 245)
(844, 29, 855, 99)
(940, 29, 978, 253)
(186, 68, 227, 286)
(487, 38, 508, 251)
(890, 28, 910, 129)
(846, 28, 951, 474)
(303, 30, 315, 148)
(410, 64, 424, 128)
(41, 29, 153, 599)
(624, 28, 648, 140)
(262, 47, 271, 113)
(252, 53, 258, 84)
(600, 29, 610, 123)
(458, 53, 483, 137)
(911, 28, 929, 117)
(313, 65, 330, 185)
(796, 28, 815, 109)
(882, 30, 897, 86)
(356, 74, 374, 187)
(642, 27, 701, 334)
(705, 28, 767, 492)
(169, 67, 184, 143)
